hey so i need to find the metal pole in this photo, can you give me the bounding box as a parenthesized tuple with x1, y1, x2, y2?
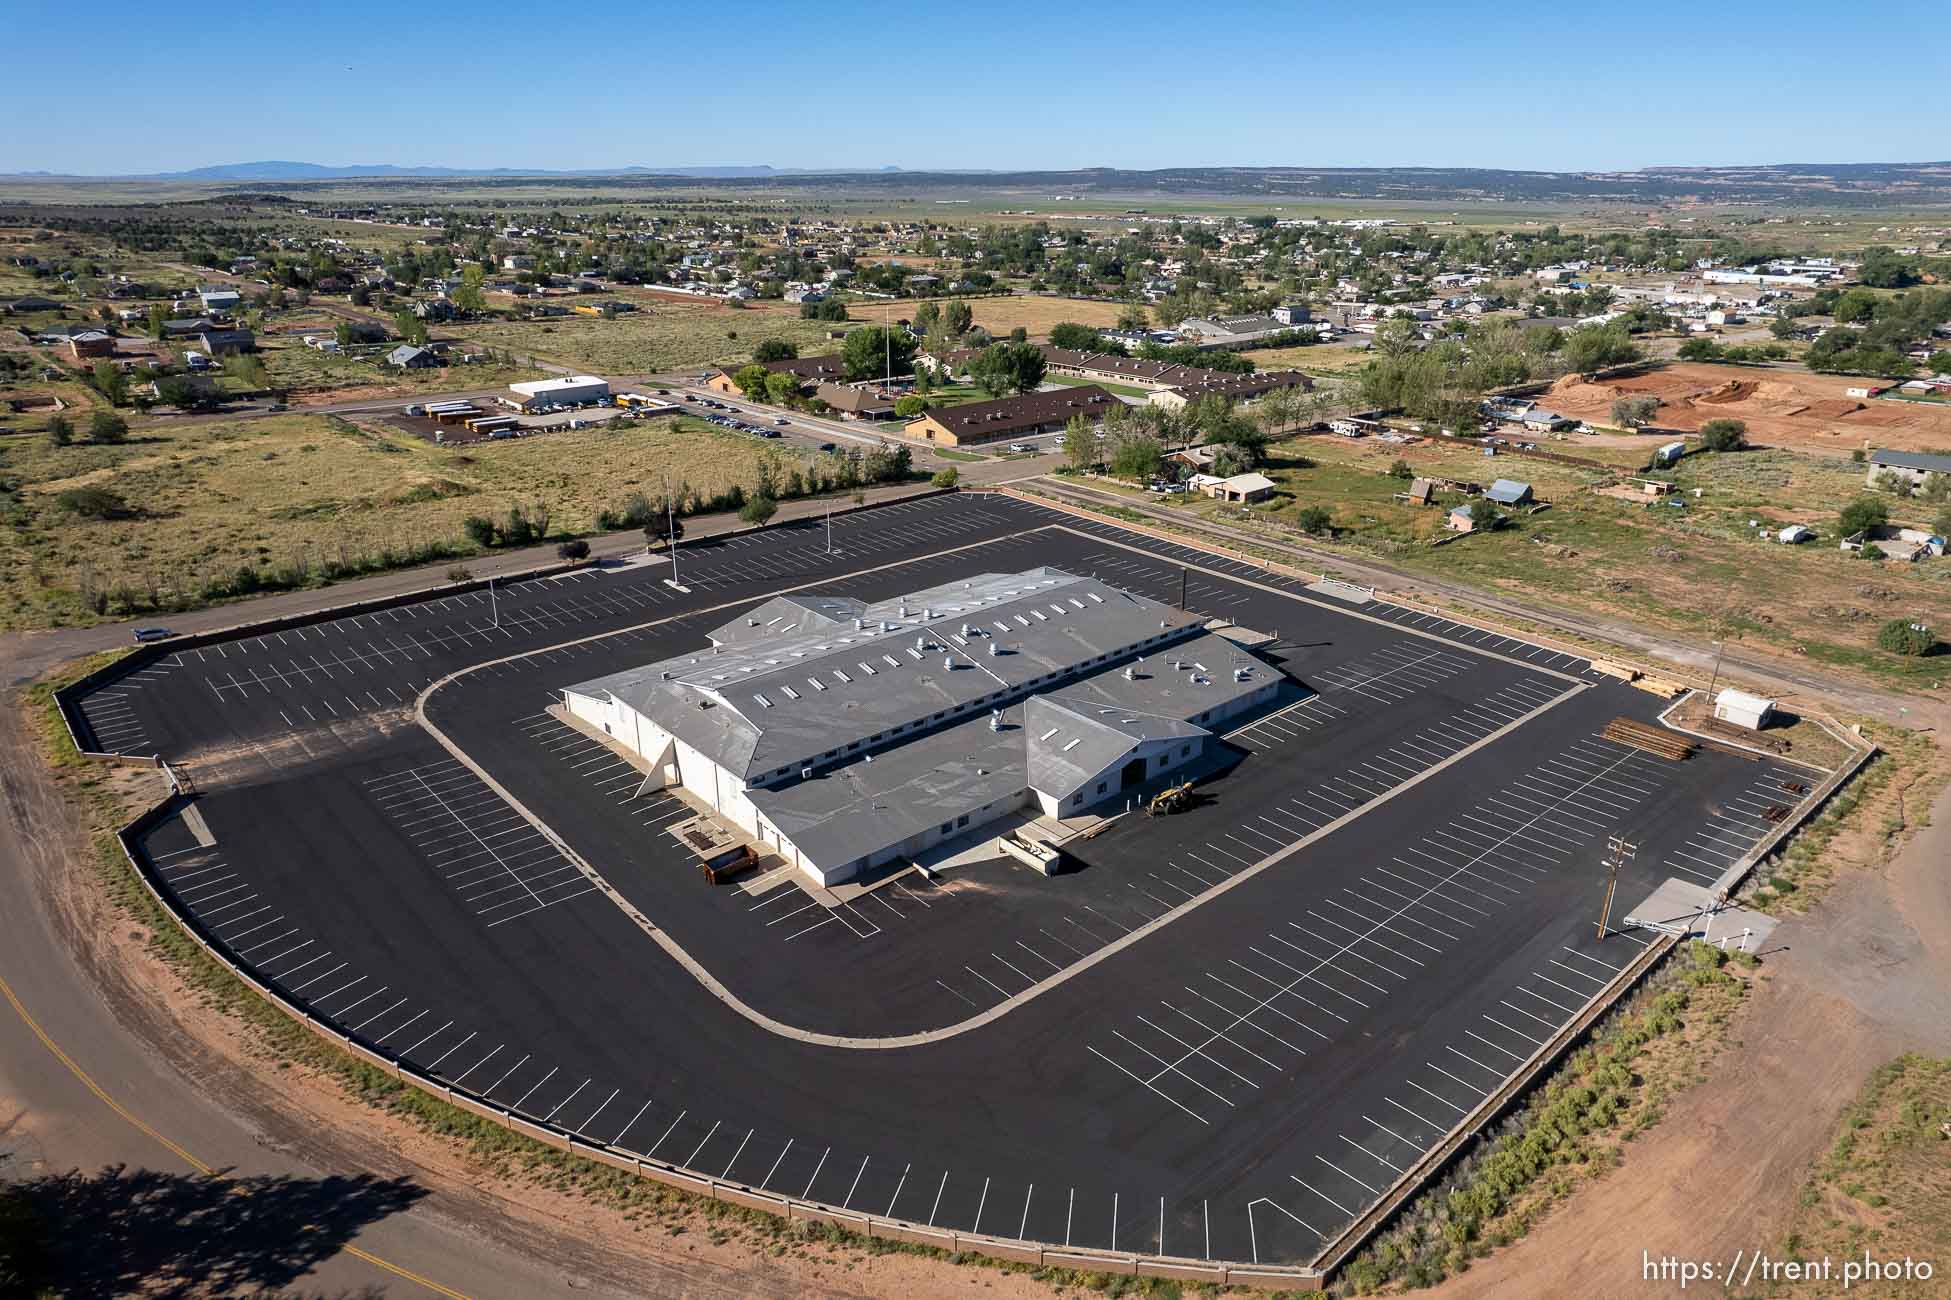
(1180, 566, 1187, 610)
(826, 499, 833, 555)
(1705, 637, 1726, 703)
(663, 474, 678, 585)
(490, 575, 498, 629)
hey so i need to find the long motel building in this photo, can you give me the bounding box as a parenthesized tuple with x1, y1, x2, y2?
(561, 569, 1280, 886)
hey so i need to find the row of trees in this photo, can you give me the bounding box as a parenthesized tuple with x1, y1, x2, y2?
(1359, 320, 1641, 428)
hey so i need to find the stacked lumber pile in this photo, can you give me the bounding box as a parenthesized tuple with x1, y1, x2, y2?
(1603, 717, 1696, 761)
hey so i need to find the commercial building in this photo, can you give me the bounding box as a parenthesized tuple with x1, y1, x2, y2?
(705, 354, 846, 395)
(906, 387, 1121, 446)
(509, 375, 610, 411)
(561, 568, 1282, 885)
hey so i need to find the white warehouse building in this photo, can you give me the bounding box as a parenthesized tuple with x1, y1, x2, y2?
(561, 569, 1280, 885)
(508, 375, 610, 411)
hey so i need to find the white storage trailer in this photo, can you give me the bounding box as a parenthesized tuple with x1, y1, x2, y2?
(1712, 688, 1776, 731)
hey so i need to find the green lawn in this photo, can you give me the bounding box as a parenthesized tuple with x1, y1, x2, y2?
(1044, 374, 1155, 399)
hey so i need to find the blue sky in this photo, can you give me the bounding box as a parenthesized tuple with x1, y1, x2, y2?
(9, 0, 1947, 175)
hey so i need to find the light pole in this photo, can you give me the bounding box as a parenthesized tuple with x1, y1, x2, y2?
(1705, 637, 1726, 703)
(665, 477, 679, 586)
(489, 574, 498, 629)
(825, 497, 833, 555)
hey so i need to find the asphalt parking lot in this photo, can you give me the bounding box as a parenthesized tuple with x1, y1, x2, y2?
(84, 492, 1820, 1266)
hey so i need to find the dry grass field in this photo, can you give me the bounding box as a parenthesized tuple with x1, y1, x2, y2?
(1769, 1054, 1951, 1298)
(0, 412, 832, 628)
(1097, 431, 1951, 686)
(444, 300, 847, 375)
(850, 295, 1128, 337)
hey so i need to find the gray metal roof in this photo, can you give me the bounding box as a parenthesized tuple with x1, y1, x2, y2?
(565, 569, 1204, 782)
(1870, 448, 1951, 473)
(1486, 478, 1532, 504)
(746, 630, 1273, 865)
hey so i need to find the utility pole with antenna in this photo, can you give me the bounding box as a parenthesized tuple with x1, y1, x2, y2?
(1596, 835, 1636, 941)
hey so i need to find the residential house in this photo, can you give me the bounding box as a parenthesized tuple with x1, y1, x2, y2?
(197, 286, 241, 313)
(1484, 479, 1533, 506)
(198, 328, 255, 355)
(387, 344, 439, 369)
(66, 330, 117, 360)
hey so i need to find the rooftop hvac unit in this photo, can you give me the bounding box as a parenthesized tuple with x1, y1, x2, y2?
(800, 767, 813, 779)
(989, 709, 1002, 732)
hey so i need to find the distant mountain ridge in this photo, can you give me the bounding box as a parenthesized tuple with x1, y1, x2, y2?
(2, 160, 1948, 206)
(34, 161, 917, 181)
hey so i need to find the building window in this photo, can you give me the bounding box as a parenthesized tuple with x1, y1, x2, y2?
(1097, 781, 1107, 794)
(940, 821, 953, 835)
(957, 814, 970, 828)
(1181, 744, 1192, 756)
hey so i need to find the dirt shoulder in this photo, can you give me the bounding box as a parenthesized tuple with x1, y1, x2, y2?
(1425, 748, 1951, 1299)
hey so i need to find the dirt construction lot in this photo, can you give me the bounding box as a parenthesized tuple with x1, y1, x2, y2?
(1545, 362, 1951, 457)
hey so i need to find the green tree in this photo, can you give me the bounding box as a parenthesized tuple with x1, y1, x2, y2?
(763, 371, 799, 404)
(1116, 304, 1151, 332)
(1875, 618, 1936, 656)
(732, 363, 772, 396)
(157, 376, 198, 409)
(841, 326, 917, 381)
(969, 341, 1047, 397)
(463, 515, 498, 547)
(146, 304, 166, 339)
(1295, 505, 1332, 534)
(894, 395, 927, 418)
(1063, 415, 1098, 471)
(46, 414, 74, 447)
(1610, 395, 1660, 428)
(557, 538, 591, 561)
(1698, 418, 1747, 452)
(1107, 430, 1164, 480)
(1047, 322, 1107, 351)
(89, 410, 129, 444)
(753, 338, 798, 363)
(394, 311, 429, 346)
(1675, 337, 1722, 362)
(930, 466, 960, 489)
(1838, 496, 1889, 537)
(1927, 349, 1951, 374)
(454, 264, 487, 314)
(1561, 324, 1640, 373)
(941, 299, 974, 339)
(800, 297, 849, 322)
(1387, 458, 1413, 479)
(1373, 317, 1421, 359)
(1832, 288, 1879, 324)
(739, 495, 779, 527)
(91, 360, 129, 407)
